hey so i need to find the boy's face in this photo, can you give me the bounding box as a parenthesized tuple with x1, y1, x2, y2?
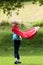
(11, 23, 15, 27)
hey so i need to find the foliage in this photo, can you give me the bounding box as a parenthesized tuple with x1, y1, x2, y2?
(0, 0, 43, 16)
(0, 0, 24, 16)
(0, 20, 43, 31)
(0, 27, 43, 48)
(31, 20, 43, 27)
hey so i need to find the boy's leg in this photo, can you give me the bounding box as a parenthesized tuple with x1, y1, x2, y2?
(14, 40, 21, 60)
(17, 40, 21, 60)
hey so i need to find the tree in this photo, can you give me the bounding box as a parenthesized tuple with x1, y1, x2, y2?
(32, 0, 43, 5)
(0, 0, 43, 16)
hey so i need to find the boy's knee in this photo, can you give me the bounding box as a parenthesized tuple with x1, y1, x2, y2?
(15, 50, 18, 53)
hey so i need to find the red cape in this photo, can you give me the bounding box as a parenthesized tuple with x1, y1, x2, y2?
(12, 26, 39, 39)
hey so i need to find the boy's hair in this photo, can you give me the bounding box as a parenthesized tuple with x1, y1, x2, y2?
(11, 19, 21, 25)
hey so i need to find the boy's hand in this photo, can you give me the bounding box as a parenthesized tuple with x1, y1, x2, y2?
(20, 36, 22, 40)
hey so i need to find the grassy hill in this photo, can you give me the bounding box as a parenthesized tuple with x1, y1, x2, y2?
(0, 25, 43, 65)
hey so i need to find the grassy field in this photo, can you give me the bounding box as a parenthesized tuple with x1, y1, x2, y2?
(0, 1, 43, 65)
(0, 26, 43, 65)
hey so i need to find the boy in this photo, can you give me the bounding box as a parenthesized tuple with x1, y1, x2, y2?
(11, 20, 22, 64)
(11, 19, 40, 64)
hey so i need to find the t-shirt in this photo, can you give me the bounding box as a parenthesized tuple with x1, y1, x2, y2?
(12, 33, 21, 40)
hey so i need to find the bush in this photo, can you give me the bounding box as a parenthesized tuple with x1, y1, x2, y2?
(27, 20, 43, 27)
(0, 31, 12, 46)
(0, 20, 11, 30)
(33, 20, 43, 27)
(0, 20, 43, 30)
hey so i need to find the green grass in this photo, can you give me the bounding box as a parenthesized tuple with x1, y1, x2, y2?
(32, 20, 43, 27)
(26, 20, 43, 28)
(0, 47, 43, 65)
(0, 27, 43, 65)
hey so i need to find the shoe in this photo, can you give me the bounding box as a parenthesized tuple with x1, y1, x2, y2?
(14, 61, 22, 64)
(18, 61, 22, 64)
(14, 61, 18, 64)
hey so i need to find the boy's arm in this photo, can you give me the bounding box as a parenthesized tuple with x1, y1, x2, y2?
(12, 26, 26, 38)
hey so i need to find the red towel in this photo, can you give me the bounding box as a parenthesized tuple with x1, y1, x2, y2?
(12, 26, 39, 39)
